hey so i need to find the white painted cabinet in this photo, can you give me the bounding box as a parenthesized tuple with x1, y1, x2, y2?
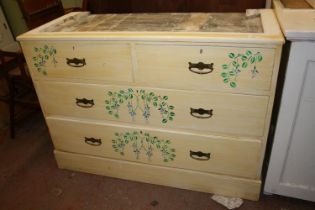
(265, 0, 315, 202)
(265, 42, 315, 202)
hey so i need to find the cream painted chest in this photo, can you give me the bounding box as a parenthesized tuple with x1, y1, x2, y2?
(17, 10, 283, 201)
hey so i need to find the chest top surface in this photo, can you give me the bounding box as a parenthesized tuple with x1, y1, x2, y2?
(17, 10, 283, 44)
(39, 13, 263, 33)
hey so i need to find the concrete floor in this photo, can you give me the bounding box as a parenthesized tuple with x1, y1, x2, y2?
(0, 111, 314, 210)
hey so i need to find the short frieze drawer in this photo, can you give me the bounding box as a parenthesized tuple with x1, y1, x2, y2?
(136, 44, 275, 94)
(47, 117, 262, 179)
(21, 41, 133, 82)
(36, 81, 269, 137)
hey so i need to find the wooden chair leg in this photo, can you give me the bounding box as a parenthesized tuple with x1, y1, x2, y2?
(1, 51, 39, 138)
(9, 77, 15, 138)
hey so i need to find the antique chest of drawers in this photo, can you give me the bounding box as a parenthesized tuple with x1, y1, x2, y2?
(17, 10, 284, 200)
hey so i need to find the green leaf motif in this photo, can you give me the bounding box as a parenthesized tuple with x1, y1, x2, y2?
(222, 64, 229, 69)
(112, 131, 176, 162)
(241, 55, 247, 61)
(228, 53, 235, 58)
(221, 50, 263, 88)
(105, 89, 175, 124)
(230, 81, 237, 88)
(32, 45, 57, 75)
(257, 54, 263, 62)
(245, 50, 252, 56)
(229, 71, 236, 76)
(232, 61, 238, 67)
(221, 72, 228, 77)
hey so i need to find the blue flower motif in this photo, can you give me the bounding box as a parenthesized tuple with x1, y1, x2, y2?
(143, 110, 151, 120)
(129, 110, 136, 117)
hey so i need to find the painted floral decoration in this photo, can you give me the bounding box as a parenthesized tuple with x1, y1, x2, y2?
(221, 50, 263, 88)
(112, 131, 176, 162)
(105, 88, 175, 124)
(32, 45, 57, 75)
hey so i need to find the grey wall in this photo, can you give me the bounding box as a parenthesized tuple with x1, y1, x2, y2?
(0, 0, 83, 37)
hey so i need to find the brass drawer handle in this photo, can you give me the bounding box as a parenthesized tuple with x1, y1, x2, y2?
(84, 137, 102, 146)
(190, 150, 211, 161)
(190, 108, 213, 119)
(188, 62, 214, 74)
(66, 58, 86, 67)
(75, 98, 94, 108)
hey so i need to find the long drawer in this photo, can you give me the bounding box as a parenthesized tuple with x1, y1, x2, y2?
(47, 117, 262, 178)
(136, 44, 275, 94)
(37, 81, 269, 137)
(21, 41, 133, 82)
